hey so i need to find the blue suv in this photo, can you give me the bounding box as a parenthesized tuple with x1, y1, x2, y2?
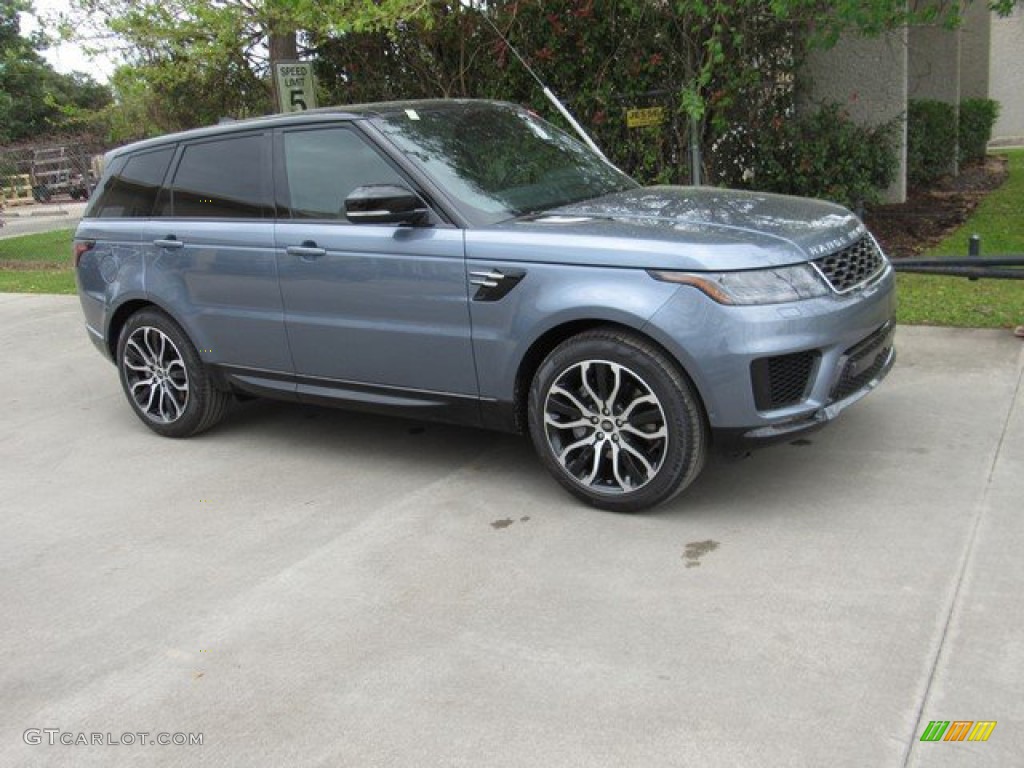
(74, 100, 895, 511)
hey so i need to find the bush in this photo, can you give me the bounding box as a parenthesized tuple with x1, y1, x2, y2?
(907, 99, 958, 187)
(958, 98, 1000, 162)
(715, 103, 899, 208)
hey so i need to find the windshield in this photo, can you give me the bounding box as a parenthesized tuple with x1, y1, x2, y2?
(370, 103, 638, 226)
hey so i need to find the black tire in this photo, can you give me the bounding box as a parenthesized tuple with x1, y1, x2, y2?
(527, 328, 707, 512)
(116, 308, 229, 437)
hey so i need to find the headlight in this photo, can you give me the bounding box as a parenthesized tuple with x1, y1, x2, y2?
(648, 263, 830, 305)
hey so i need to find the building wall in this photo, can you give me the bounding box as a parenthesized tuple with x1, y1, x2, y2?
(989, 7, 1024, 143)
(800, 29, 909, 203)
(960, 0, 992, 100)
(908, 24, 961, 104)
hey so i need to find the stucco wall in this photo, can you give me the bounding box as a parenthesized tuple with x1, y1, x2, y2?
(960, 0, 992, 100)
(908, 25, 961, 104)
(800, 29, 909, 203)
(990, 7, 1024, 143)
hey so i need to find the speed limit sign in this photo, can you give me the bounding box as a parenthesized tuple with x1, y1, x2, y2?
(274, 61, 317, 113)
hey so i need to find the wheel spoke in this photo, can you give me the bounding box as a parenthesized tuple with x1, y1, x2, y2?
(609, 442, 632, 491)
(621, 423, 667, 441)
(162, 384, 184, 420)
(620, 393, 657, 421)
(141, 380, 158, 414)
(558, 435, 595, 464)
(545, 412, 593, 431)
(582, 443, 604, 484)
(142, 328, 161, 362)
(126, 338, 153, 368)
(580, 361, 604, 411)
(565, 444, 594, 477)
(620, 441, 656, 478)
(606, 364, 623, 412)
(550, 385, 595, 418)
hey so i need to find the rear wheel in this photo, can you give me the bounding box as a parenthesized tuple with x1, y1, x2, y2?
(528, 328, 707, 512)
(116, 308, 229, 437)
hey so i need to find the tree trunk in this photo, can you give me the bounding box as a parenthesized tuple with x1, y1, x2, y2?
(269, 29, 298, 113)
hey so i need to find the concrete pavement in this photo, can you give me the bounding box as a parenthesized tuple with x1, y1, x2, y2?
(0, 294, 1020, 767)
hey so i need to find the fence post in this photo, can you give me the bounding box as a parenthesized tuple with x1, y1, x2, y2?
(969, 234, 981, 281)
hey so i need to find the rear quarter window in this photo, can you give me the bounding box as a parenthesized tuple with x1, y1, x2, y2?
(90, 148, 175, 218)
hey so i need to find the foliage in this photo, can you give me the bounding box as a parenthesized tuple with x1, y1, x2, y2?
(907, 99, 958, 188)
(55, 0, 434, 139)
(311, 0, 809, 186)
(57, 0, 1023, 200)
(714, 103, 899, 207)
(958, 98, 1000, 163)
(0, 1, 112, 142)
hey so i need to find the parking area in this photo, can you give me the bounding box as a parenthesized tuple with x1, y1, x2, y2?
(1, 293, 1020, 767)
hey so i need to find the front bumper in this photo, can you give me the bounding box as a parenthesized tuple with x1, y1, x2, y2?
(644, 266, 897, 451)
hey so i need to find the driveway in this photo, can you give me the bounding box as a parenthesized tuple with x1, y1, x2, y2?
(1, 294, 1020, 767)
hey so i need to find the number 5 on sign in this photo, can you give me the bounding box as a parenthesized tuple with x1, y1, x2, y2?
(274, 61, 317, 114)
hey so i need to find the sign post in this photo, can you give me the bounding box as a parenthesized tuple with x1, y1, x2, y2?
(274, 61, 317, 113)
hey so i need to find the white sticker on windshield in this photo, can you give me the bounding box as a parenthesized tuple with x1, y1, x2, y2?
(405, 109, 420, 121)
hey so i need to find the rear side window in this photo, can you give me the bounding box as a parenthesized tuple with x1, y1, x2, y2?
(91, 148, 174, 218)
(281, 127, 405, 219)
(164, 134, 267, 218)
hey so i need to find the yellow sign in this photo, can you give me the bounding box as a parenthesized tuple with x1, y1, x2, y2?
(626, 107, 666, 129)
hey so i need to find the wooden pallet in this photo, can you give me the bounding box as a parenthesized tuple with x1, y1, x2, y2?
(2, 174, 35, 206)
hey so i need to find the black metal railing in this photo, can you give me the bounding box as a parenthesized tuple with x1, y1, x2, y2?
(891, 236, 1024, 280)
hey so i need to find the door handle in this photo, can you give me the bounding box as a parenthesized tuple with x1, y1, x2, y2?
(286, 242, 327, 259)
(153, 237, 183, 249)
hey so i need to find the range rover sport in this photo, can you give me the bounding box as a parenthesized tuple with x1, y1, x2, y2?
(74, 100, 895, 511)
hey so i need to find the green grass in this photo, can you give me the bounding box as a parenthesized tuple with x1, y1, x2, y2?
(0, 268, 76, 294)
(0, 228, 76, 294)
(896, 148, 1024, 328)
(0, 228, 74, 263)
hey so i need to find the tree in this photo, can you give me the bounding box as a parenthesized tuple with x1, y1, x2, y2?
(57, 0, 434, 136)
(53, 0, 1023, 195)
(0, 0, 112, 142)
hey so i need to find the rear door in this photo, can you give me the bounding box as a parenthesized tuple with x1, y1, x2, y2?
(273, 123, 477, 398)
(145, 132, 293, 375)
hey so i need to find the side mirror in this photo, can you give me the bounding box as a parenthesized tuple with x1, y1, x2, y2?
(344, 185, 430, 226)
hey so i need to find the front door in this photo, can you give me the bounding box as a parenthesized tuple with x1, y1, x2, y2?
(273, 125, 477, 399)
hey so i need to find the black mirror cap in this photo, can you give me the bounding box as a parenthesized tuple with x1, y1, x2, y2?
(345, 184, 430, 226)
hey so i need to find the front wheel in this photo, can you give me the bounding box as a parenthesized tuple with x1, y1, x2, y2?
(116, 308, 229, 437)
(528, 329, 707, 512)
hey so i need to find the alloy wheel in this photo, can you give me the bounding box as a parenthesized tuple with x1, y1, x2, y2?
(542, 359, 668, 494)
(121, 326, 190, 423)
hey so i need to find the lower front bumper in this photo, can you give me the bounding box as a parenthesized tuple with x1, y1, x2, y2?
(712, 342, 896, 455)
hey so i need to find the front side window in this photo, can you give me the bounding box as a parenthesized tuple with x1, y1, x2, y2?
(281, 127, 405, 220)
(91, 147, 174, 218)
(370, 104, 637, 226)
(166, 134, 267, 218)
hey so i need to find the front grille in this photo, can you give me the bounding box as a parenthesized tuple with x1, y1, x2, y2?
(751, 351, 819, 411)
(812, 235, 886, 293)
(829, 323, 895, 402)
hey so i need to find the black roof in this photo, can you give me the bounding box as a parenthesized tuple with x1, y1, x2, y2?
(107, 98, 519, 159)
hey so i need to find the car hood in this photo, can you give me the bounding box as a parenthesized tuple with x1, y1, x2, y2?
(472, 186, 868, 271)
